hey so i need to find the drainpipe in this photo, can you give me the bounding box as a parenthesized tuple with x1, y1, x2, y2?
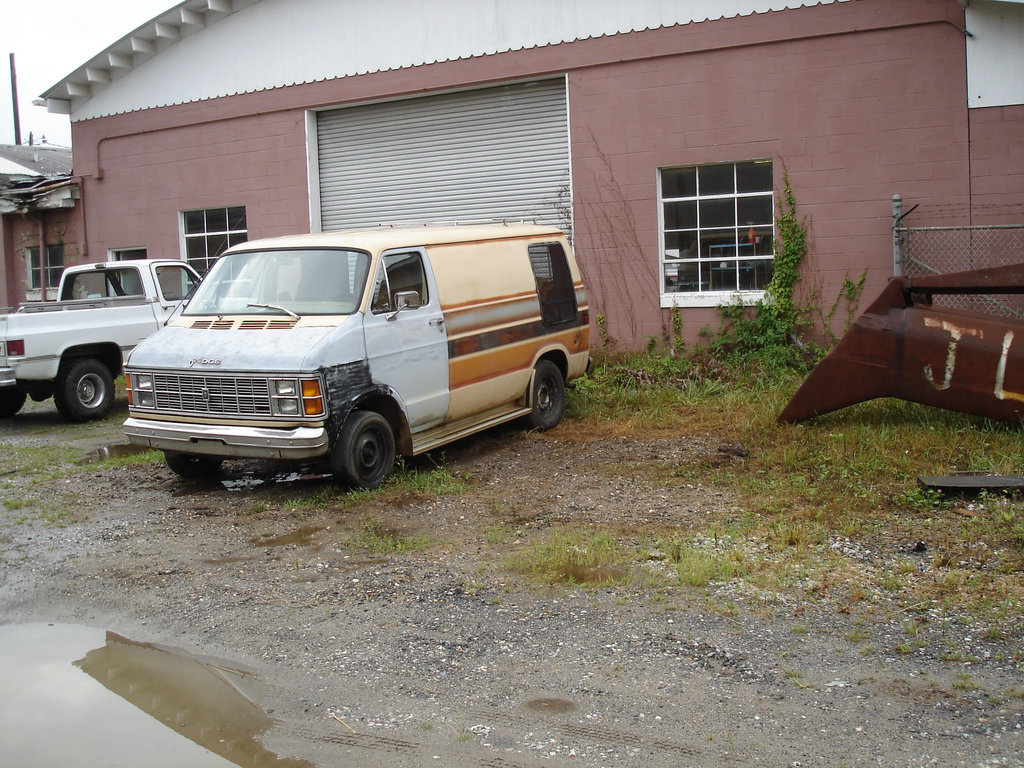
(37, 215, 47, 301)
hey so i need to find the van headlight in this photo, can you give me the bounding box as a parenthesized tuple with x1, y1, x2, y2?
(131, 373, 156, 407)
(271, 377, 324, 417)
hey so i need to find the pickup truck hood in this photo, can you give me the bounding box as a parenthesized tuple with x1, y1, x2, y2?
(126, 318, 363, 373)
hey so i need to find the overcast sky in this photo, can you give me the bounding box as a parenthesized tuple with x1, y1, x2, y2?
(0, 0, 174, 147)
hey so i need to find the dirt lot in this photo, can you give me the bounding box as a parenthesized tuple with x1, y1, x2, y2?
(0, 397, 1021, 767)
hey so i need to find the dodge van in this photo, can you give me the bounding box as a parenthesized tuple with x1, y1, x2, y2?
(123, 223, 590, 488)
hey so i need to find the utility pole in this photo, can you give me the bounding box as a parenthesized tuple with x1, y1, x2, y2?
(9, 53, 21, 145)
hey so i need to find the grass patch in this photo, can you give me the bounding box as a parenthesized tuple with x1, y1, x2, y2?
(343, 516, 432, 555)
(506, 527, 630, 585)
(562, 350, 1024, 620)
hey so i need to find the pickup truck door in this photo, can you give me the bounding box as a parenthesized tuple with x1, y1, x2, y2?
(363, 248, 449, 430)
(152, 263, 200, 318)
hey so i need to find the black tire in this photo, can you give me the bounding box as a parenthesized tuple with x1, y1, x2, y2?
(164, 451, 224, 479)
(524, 359, 565, 431)
(331, 410, 396, 490)
(0, 389, 26, 418)
(54, 358, 115, 422)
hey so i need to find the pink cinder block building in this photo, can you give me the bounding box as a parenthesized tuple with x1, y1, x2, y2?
(2, 0, 1020, 347)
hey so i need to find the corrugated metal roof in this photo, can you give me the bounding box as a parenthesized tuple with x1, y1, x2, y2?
(0, 144, 73, 177)
(42, 0, 848, 121)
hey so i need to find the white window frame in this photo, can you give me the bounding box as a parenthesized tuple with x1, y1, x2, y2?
(26, 244, 64, 292)
(180, 206, 247, 274)
(658, 160, 774, 308)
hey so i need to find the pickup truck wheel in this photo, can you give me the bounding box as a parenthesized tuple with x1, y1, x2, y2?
(164, 451, 224, 479)
(0, 389, 26, 418)
(54, 359, 115, 422)
(524, 360, 565, 431)
(332, 410, 395, 490)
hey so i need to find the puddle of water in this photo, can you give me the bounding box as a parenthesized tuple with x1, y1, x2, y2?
(0, 623, 313, 768)
(250, 525, 326, 549)
(78, 444, 154, 464)
(222, 469, 331, 492)
(524, 697, 577, 714)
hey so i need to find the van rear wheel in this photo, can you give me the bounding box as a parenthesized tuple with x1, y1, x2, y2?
(524, 360, 565, 431)
(332, 410, 396, 490)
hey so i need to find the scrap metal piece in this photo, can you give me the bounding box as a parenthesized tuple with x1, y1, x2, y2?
(918, 473, 1024, 493)
(779, 263, 1024, 424)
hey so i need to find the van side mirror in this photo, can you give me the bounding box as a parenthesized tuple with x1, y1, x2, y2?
(386, 290, 421, 320)
(395, 291, 421, 310)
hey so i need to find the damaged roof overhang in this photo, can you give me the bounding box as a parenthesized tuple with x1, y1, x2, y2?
(0, 176, 80, 215)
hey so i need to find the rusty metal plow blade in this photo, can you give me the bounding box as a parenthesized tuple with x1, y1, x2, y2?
(779, 263, 1024, 424)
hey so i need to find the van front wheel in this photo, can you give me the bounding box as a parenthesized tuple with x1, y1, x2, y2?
(333, 410, 396, 490)
(525, 360, 565, 431)
(164, 451, 224, 479)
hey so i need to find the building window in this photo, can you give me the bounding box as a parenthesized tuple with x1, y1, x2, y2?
(182, 206, 247, 274)
(111, 248, 148, 261)
(27, 245, 64, 291)
(660, 160, 774, 306)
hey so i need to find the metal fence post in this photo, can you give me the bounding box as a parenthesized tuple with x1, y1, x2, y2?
(892, 194, 904, 276)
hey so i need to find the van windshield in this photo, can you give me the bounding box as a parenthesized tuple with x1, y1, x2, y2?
(184, 248, 371, 317)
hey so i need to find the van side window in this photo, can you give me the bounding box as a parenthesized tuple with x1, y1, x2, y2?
(371, 251, 428, 313)
(528, 242, 577, 326)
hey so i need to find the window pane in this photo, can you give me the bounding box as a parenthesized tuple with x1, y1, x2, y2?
(699, 198, 735, 229)
(736, 161, 773, 192)
(702, 229, 738, 258)
(663, 200, 696, 230)
(207, 234, 228, 259)
(664, 231, 697, 259)
(228, 232, 248, 248)
(227, 206, 247, 230)
(662, 167, 696, 199)
(708, 260, 738, 291)
(183, 210, 206, 234)
(186, 237, 207, 263)
(737, 196, 773, 227)
(699, 164, 734, 195)
(206, 208, 228, 233)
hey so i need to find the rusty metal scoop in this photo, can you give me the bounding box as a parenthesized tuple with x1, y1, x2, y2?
(779, 264, 1024, 424)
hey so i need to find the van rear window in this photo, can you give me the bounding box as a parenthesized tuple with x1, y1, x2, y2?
(528, 243, 577, 327)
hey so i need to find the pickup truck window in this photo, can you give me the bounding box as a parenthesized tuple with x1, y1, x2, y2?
(183, 248, 370, 316)
(62, 267, 144, 300)
(156, 265, 199, 302)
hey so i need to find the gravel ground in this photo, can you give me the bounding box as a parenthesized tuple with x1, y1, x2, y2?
(0, 398, 1022, 767)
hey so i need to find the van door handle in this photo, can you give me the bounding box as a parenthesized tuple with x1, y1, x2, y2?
(429, 318, 445, 328)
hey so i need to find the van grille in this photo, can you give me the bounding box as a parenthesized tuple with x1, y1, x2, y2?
(152, 373, 272, 416)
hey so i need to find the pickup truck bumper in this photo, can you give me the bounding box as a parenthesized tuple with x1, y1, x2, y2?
(0, 368, 16, 386)
(123, 417, 329, 460)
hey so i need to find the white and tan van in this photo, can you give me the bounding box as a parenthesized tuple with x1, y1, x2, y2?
(123, 223, 590, 488)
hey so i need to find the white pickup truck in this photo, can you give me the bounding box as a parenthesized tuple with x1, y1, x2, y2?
(0, 260, 200, 422)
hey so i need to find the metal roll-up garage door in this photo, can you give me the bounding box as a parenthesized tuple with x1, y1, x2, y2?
(316, 78, 570, 233)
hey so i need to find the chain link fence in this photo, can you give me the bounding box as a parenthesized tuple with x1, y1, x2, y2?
(893, 197, 1024, 318)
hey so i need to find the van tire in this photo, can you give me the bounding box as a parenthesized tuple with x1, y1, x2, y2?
(524, 360, 565, 431)
(164, 451, 224, 478)
(0, 389, 26, 418)
(333, 410, 396, 490)
(54, 358, 115, 422)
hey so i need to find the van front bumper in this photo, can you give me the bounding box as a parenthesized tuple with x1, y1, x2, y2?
(123, 416, 329, 460)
